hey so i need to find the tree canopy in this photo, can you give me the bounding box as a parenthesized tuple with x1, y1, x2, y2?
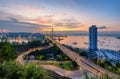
(0, 41, 17, 62)
(0, 61, 69, 79)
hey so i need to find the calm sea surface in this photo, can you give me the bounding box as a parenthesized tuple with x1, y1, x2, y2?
(55, 36, 120, 51)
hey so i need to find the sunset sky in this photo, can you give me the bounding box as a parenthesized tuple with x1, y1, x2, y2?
(0, 0, 120, 33)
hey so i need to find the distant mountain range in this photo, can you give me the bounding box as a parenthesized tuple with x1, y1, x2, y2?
(0, 31, 120, 37)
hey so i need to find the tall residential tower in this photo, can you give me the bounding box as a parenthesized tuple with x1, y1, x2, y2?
(89, 25, 98, 52)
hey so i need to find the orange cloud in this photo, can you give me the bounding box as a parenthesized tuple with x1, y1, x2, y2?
(13, 4, 47, 19)
(23, 5, 44, 12)
(34, 25, 88, 32)
(1, 29, 9, 32)
(31, 18, 51, 25)
(29, 15, 56, 25)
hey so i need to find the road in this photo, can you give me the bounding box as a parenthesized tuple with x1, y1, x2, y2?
(16, 45, 91, 79)
(16, 46, 51, 64)
(40, 65, 86, 79)
(40, 65, 96, 79)
(46, 36, 119, 78)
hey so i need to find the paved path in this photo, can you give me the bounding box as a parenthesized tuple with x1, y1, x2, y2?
(40, 65, 84, 78)
(16, 46, 51, 64)
(16, 45, 88, 79)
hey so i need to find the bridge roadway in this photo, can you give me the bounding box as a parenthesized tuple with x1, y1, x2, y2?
(46, 36, 119, 78)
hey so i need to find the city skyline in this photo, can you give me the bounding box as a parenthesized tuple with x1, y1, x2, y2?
(0, 0, 120, 33)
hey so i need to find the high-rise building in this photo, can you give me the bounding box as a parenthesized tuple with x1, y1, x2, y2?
(89, 25, 98, 51)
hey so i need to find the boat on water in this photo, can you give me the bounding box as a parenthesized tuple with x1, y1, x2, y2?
(58, 37, 64, 41)
(72, 42, 77, 45)
(84, 42, 88, 45)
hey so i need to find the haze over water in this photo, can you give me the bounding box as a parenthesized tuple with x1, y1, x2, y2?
(57, 36, 120, 51)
